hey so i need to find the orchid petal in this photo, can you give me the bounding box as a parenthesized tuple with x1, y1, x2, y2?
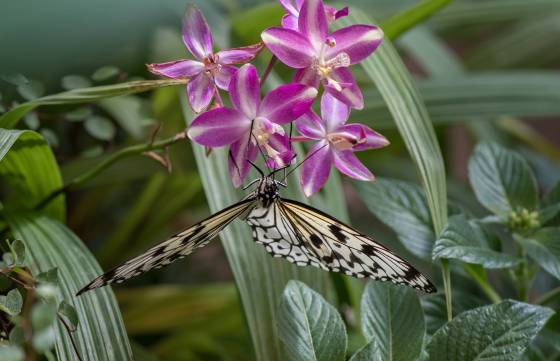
(261, 27, 315, 68)
(326, 25, 383, 64)
(321, 92, 349, 131)
(334, 6, 349, 19)
(298, 0, 328, 50)
(278, 0, 298, 16)
(216, 43, 263, 64)
(324, 67, 363, 110)
(214, 65, 237, 90)
(188, 107, 251, 147)
(294, 67, 321, 88)
(187, 72, 215, 113)
(281, 14, 299, 30)
(301, 140, 332, 196)
(337, 124, 390, 151)
(229, 64, 260, 119)
(332, 149, 374, 181)
(259, 83, 317, 124)
(229, 134, 258, 187)
(265, 133, 295, 169)
(182, 6, 213, 60)
(147, 59, 203, 79)
(296, 110, 325, 140)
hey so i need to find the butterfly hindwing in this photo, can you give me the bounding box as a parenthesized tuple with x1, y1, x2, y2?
(77, 198, 256, 295)
(247, 198, 436, 293)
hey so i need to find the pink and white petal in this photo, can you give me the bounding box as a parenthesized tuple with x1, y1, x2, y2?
(261, 27, 315, 68)
(216, 43, 263, 64)
(324, 5, 348, 22)
(188, 107, 251, 147)
(332, 149, 374, 181)
(278, 0, 298, 16)
(147, 59, 203, 79)
(187, 72, 215, 113)
(229, 64, 260, 119)
(300, 140, 333, 196)
(324, 68, 363, 110)
(182, 5, 213, 60)
(265, 133, 296, 169)
(281, 14, 299, 30)
(298, 0, 328, 51)
(294, 67, 321, 88)
(214, 65, 237, 90)
(326, 25, 383, 64)
(337, 124, 390, 151)
(321, 92, 349, 132)
(228, 135, 258, 187)
(295, 110, 325, 139)
(259, 83, 318, 124)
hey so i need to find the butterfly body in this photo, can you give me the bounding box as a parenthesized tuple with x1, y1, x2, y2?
(77, 175, 436, 296)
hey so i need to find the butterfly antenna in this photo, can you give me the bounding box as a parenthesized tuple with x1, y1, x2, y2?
(248, 160, 264, 178)
(282, 143, 329, 182)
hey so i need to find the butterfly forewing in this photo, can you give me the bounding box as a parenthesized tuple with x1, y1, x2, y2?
(77, 197, 256, 295)
(247, 198, 436, 293)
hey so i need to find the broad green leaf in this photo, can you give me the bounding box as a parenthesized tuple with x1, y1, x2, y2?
(355, 178, 434, 259)
(7, 213, 133, 361)
(349, 341, 382, 361)
(0, 79, 186, 129)
(381, 0, 451, 39)
(340, 12, 447, 234)
(541, 181, 560, 225)
(0, 129, 65, 221)
(517, 228, 560, 280)
(0, 289, 23, 316)
(0, 345, 24, 361)
(10, 239, 26, 266)
(469, 142, 539, 216)
(361, 282, 425, 361)
(84, 116, 116, 141)
(278, 281, 347, 361)
(433, 215, 520, 268)
(427, 301, 554, 361)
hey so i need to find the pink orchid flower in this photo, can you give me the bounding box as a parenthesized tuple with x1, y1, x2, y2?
(147, 6, 263, 113)
(262, 0, 383, 109)
(188, 64, 317, 187)
(278, 0, 348, 30)
(296, 93, 389, 196)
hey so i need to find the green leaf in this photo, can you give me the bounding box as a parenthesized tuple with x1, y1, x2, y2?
(9, 239, 26, 266)
(84, 116, 116, 141)
(433, 215, 521, 268)
(0, 345, 24, 361)
(31, 303, 57, 331)
(1, 73, 29, 86)
(517, 228, 560, 280)
(9, 326, 25, 345)
(7, 213, 133, 361)
(381, 0, 452, 40)
(354, 178, 434, 259)
(340, 12, 447, 234)
(427, 301, 554, 361)
(58, 301, 79, 330)
(468, 142, 539, 217)
(32, 327, 56, 353)
(17, 80, 45, 101)
(99, 96, 152, 139)
(278, 281, 347, 361)
(65, 107, 92, 122)
(0, 79, 186, 129)
(0, 129, 65, 221)
(36, 268, 59, 285)
(91, 66, 120, 82)
(0, 289, 23, 316)
(541, 181, 560, 225)
(361, 282, 425, 361)
(349, 341, 382, 361)
(61, 75, 92, 90)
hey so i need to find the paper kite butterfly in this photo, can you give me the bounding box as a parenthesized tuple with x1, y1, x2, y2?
(77, 172, 436, 295)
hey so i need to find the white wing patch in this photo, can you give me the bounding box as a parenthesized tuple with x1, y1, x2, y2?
(77, 198, 256, 295)
(247, 199, 436, 293)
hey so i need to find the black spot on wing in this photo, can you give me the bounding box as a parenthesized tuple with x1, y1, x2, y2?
(361, 244, 375, 256)
(309, 234, 323, 248)
(328, 224, 347, 243)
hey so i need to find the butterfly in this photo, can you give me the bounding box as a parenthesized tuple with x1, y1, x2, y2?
(77, 170, 436, 295)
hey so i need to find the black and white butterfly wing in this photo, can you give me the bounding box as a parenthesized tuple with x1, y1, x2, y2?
(247, 198, 436, 293)
(77, 198, 256, 295)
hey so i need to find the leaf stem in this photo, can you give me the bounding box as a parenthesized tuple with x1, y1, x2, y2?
(536, 286, 560, 305)
(35, 131, 187, 210)
(464, 265, 501, 304)
(381, 0, 453, 40)
(440, 259, 452, 321)
(260, 55, 277, 86)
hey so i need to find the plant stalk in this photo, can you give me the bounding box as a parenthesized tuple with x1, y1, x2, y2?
(464, 265, 501, 304)
(440, 259, 453, 320)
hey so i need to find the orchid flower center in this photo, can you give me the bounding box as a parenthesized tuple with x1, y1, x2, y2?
(202, 54, 222, 76)
(250, 116, 287, 162)
(313, 38, 350, 91)
(327, 131, 365, 151)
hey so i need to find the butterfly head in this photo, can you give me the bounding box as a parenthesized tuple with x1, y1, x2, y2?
(255, 176, 282, 207)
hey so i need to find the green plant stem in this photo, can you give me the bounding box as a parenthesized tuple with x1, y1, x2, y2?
(536, 286, 560, 305)
(35, 132, 186, 210)
(440, 259, 452, 320)
(464, 265, 501, 304)
(381, 0, 453, 40)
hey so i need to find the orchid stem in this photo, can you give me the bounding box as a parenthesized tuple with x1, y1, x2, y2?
(260, 55, 277, 86)
(35, 132, 187, 210)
